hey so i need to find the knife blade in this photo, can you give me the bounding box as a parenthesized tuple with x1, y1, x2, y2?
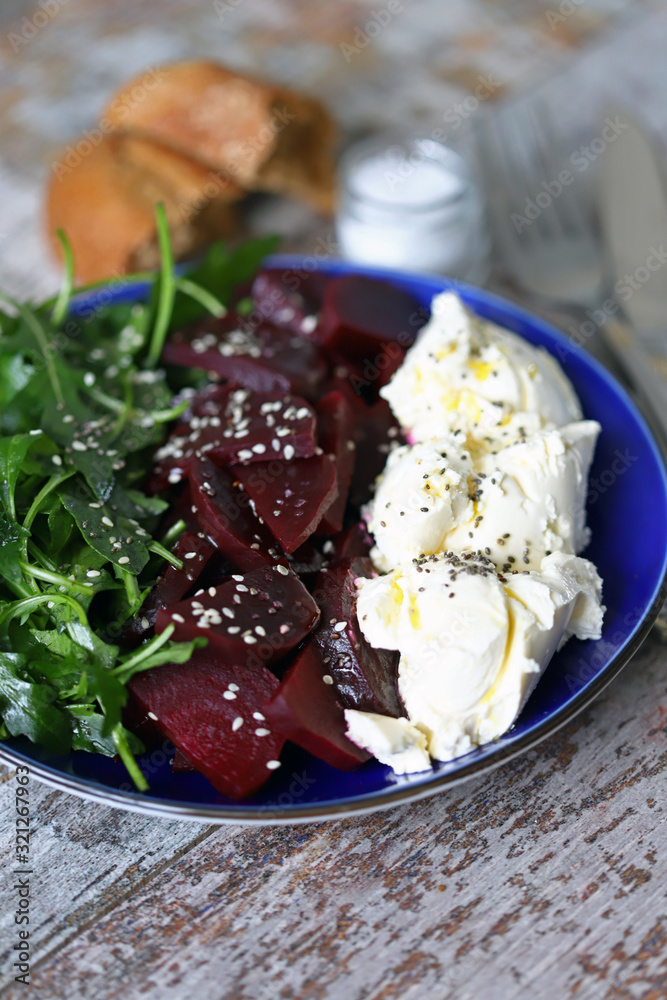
(599, 113, 667, 448)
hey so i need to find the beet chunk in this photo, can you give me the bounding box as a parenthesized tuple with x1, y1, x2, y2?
(189, 457, 280, 570)
(155, 563, 320, 667)
(264, 642, 370, 770)
(325, 522, 373, 563)
(251, 268, 328, 335)
(318, 276, 422, 360)
(314, 391, 356, 535)
(152, 385, 317, 487)
(310, 558, 404, 717)
(122, 530, 217, 645)
(232, 453, 338, 554)
(162, 312, 327, 399)
(129, 650, 284, 799)
(349, 398, 402, 508)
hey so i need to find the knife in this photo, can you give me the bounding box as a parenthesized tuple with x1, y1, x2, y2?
(599, 113, 667, 450)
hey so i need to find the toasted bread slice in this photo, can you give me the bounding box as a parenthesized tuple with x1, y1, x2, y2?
(46, 132, 241, 283)
(102, 61, 337, 213)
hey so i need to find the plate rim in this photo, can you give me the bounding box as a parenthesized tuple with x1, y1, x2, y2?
(2, 255, 666, 824)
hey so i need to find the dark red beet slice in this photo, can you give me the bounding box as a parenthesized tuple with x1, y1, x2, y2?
(264, 642, 370, 770)
(155, 563, 320, 667)
(325, 522, 373, 563)
(250, 268, 328, 335)
(318, 276, 423, 360)
(232, 453, 338, 554)
(286, 539, 328, 578)
(161, 312, 326, 399)
(189, 457, 280, 570)
(122, 530, 217, 645)
(310, 557, 404, 717)
(152, 385, 317, 488)
(349, 398, 402, 508)
(129, 650, 284, 798)
(314, 391, 356, 535)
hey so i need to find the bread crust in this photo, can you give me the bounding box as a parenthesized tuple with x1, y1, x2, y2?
(46, 132, 241, 283)
(102, 61, 337, 213)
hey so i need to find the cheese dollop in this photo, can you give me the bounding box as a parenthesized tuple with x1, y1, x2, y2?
(351, 551, 604, 765)
(380, 291, 582, 448)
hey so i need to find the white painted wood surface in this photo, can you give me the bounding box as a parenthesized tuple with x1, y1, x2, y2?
(0, 2, 666, 997)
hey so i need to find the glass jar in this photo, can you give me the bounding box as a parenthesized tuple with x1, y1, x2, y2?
(336, 133, 490, 282)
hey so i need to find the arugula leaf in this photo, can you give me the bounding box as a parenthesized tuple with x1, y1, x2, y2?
(114, 635, 206, 685)
(0, 514, 30, 590)
(85, 662, 127, 735)
(69, 708, 143, 757)
(0, 653, 72, 753)
(60, 489, 150, 575)
(0, 431, 42, 520)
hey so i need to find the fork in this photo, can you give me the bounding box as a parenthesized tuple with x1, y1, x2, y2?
(475, 97, 667, 637)
(475, 96, 667, 448)
(475, 94, 606, 308)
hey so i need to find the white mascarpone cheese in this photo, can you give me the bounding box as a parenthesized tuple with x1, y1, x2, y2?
(343, 711, 432, 774)
(366, 421, 600, 572)
(363, 436, 474, 573)
(381, 291, 582, 446)
(353, 551, 604, 762)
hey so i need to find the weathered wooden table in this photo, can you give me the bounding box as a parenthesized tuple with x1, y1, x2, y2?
(1, 2, 666, 997)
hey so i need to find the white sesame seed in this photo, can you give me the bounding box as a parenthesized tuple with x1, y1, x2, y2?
(86, 569, 101, 578)
(283, 444, 295, 460)
(266, 760, 281, 770)
(276, 564, 289, 576)
(232, 575, 244, 581)
(237, 449, 253, 462)
(252, 443, 266, 454)
(223, 690, 237, 700)
(171, 613, 185, 623)
(236, 584, 248, 592)
(323, 675, 334, 685)
(334, 621, 347, 632)
(71, 440, 87, 452)
(208, 587, 217, 597)
(83, 372, 96, 387)
(222, 608, 235, 619)
(252, 712, 265, 721)
(148, 711, 158, 721)
(255, 626, 266, 637)
(279, 624, 290, 635)
(185, 552, 197, 559)
(243, 635, 257, 644)
(228, 626, 241, 634)
(101, 517, 114, 528)
(255, 728, 270, 737)
(141, 617, 150, 629)
(51, 455, 63, 466)
(232, 717, 244, 731)
(118, 556, 130, 565)
(228, 683, 239, 692)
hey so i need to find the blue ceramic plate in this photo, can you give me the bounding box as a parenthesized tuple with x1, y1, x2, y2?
(1, 256, 666, 824)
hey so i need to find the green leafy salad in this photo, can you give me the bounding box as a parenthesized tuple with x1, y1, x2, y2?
(0, 206, 278, 789)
